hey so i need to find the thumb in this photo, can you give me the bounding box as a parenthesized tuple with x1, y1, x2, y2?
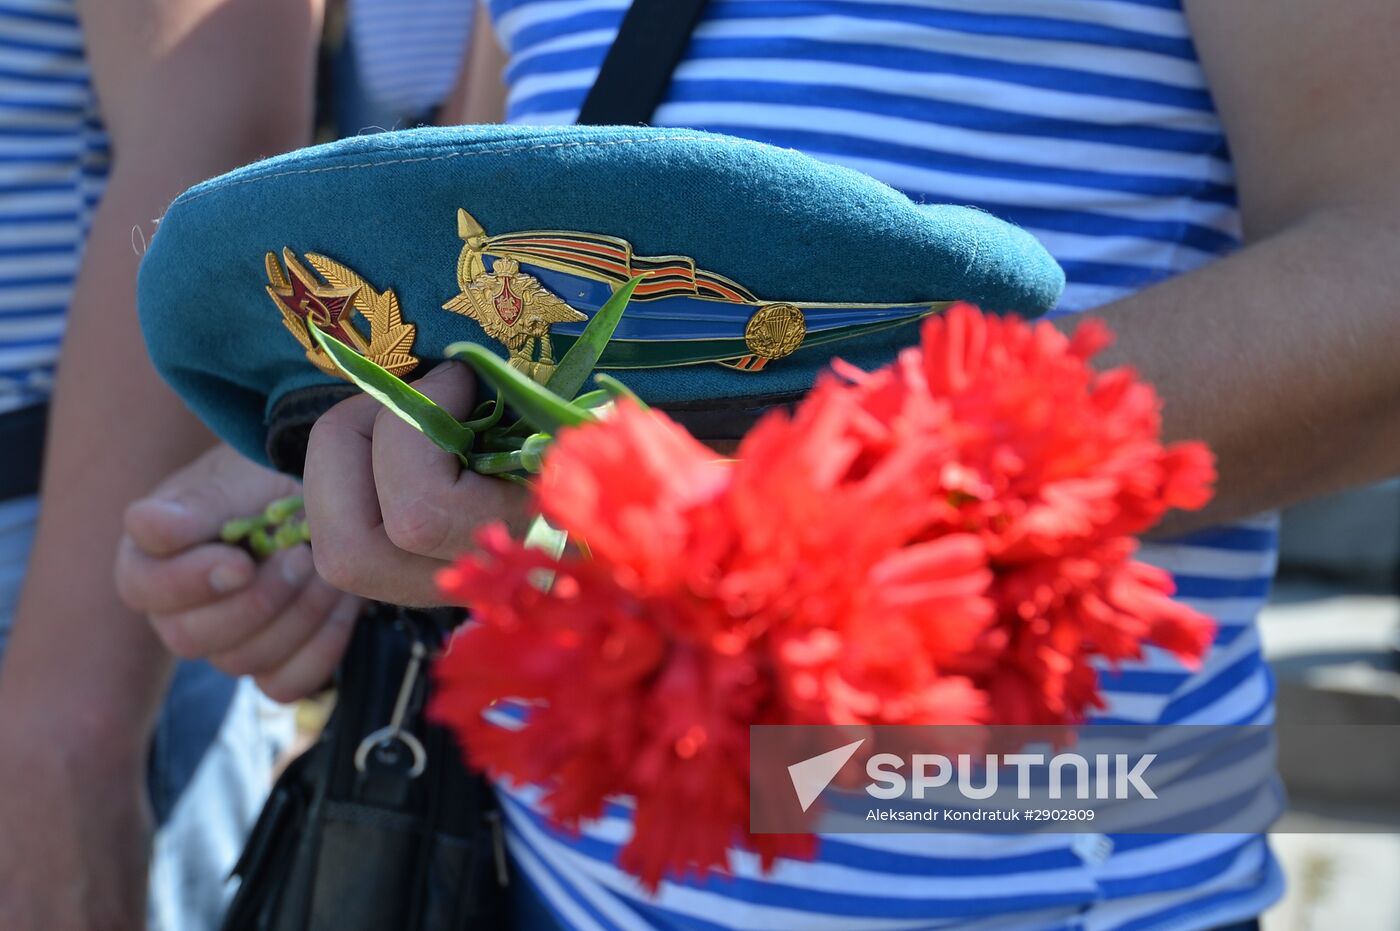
(125, 445, 300, 557)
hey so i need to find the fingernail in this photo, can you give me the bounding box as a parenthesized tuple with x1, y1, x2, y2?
(279, 546, 314, 586)
(143, 499, 192, 523)
(209, 561, 253, 594)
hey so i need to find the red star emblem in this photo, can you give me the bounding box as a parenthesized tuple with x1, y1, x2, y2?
(277, 258, 360, 345)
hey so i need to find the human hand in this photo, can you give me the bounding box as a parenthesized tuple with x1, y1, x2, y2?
(117, 444, 360, 702)
(303, 361, 531, 606)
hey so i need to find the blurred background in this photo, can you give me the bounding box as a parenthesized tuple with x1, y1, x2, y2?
(1260, 482, 1400, 931)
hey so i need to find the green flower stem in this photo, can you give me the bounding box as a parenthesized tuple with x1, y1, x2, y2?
(463, 391, 506, 433)
(468, 449, 540, 475)
(519, 433, 551, 473)
(479, 433, 528, 453)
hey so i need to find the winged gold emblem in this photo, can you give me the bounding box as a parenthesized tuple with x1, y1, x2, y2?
(265, 249, 419, 380)
(442, 209, 586, 382)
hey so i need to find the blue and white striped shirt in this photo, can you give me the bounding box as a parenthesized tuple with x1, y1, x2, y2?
(348, 0, 473, 120)
(356, 2, 1285, 928)
(0, 0, 106, 415)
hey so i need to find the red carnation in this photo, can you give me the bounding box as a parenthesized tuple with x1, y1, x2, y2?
(430, 304, 1216, 888)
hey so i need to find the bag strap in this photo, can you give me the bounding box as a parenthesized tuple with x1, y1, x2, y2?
(575, 0, 710, 126)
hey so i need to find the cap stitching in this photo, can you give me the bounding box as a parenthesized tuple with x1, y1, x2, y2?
(170, 133, 776, 209)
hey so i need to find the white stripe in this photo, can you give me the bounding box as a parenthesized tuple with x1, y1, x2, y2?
(0, 136, 82, 159)
(865, 0, 1191, 39)
(506, 785, 1098, 897)
(806, 151, 1240, 233)
(1098, 833, 1262, 878)
(1136, 543, 1279, 580)
(0, 283, 71, 312)
(667, 56, 1234, 173)
(1029, 228, 1221, 274)
(0, 315, 64, 342)
(1056, 282, 1134, 313)
(0, 162, 75, 189)
(496, 0, 628, 44)
(506, 831, 613, 931)
(0, 222, 81, 248)
(507, 25, 614, 68)
(1171, 667, 1272, 725)
(1084, 839, 1280, 931)
(649, 98, 1231, 200)
(1174, 595, 1273, 620)
(510, 812, 940, 931)
(687, 14, 1210, 89)
(0, 11, 84, 49)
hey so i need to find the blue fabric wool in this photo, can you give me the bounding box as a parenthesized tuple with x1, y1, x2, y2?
(139, 124, 1062, 465)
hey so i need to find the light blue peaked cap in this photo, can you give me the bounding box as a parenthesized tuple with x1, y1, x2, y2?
(138, 124, 1064, 468)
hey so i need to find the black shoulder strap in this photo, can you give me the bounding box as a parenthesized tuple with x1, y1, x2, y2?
(575, 0, 709, 126)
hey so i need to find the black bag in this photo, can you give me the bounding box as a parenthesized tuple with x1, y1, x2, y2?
(221, 607, 512, 931)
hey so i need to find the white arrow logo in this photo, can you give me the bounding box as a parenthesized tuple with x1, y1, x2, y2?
(787, 739, 865, 812)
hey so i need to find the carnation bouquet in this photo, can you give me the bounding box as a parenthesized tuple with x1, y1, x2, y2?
(244, 288, 1216, 889)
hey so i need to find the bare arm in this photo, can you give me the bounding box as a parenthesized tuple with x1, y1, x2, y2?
(1084, 0, 1400, 534)
(440, 0, 508, 126)
(0, 0, 321, 925)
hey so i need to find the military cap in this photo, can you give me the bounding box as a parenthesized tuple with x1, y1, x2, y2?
(137, 124, 1063, 470)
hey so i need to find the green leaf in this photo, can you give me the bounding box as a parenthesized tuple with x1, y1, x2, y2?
(593, 372, 648, 409)
(311, 327, 473, 458)
(544, 275, 642, 402)
(468, 449, 536, 475)
(446, 342, 595, 434)
(572, 389, 613, 409)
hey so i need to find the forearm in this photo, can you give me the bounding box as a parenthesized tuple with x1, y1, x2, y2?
(0, 165, 269, 755)
(1079, 201, 1400, 535)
